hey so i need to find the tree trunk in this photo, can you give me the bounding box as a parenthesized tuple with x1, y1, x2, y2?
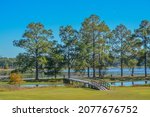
(87, 67, 90, 78)
(131, 67, 134, 76)
(54, 68, 57, 79)
(120, 37, 123, 78)
(99, 68, 101, 78)
(144, 37, 147, 77)
(144, 53, 147, 77)
(120, 41, 123, 77)
(35, 61, 39, 80)
(68, 67, 71, 78)
(121, 57, 123, 77)
(35, 50, 39, 80)
(98, 54, 101, 78)
(68, 47, 71, 78)
(93, 61, 96, 78)
(92, 31, 96, 78)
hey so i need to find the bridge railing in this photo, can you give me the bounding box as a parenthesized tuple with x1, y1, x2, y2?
(91, 80, 111, 90)
(63, 78, 111, 90)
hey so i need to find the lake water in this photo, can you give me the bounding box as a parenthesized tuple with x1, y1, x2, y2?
(67, 67, 150, 76)
(106, 67, 150, 76)
(110, 80, 150, 86)
(20, 80, 150, 88)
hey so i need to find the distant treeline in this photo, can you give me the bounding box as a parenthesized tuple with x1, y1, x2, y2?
(0, 57, 16, 69)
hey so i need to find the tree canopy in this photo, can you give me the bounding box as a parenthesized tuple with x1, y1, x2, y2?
(13, 23, 53, 80)
(10, 15, 150, 79)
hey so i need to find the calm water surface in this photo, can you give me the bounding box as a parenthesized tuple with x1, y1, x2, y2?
(110, 80, 150, 86)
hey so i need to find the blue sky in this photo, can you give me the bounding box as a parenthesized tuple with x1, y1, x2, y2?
(0, 0, 150, 57)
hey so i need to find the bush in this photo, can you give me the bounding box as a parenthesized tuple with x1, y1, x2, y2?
(4, 64, 9, 69)
(9, 73, 24, 85)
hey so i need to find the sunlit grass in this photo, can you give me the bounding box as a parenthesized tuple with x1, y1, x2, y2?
(0, 86, 150, 100)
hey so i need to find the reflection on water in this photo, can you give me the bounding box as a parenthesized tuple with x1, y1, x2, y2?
(110, 80, 150, 86)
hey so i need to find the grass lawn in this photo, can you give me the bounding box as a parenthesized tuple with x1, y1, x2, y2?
(0, 86, 150, 100)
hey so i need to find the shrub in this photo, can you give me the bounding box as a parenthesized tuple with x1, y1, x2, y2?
(4, 64, 9, 69)
(9, 73, 24, 85)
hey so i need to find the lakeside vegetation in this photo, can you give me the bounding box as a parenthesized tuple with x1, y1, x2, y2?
(0, 79, 63, 85)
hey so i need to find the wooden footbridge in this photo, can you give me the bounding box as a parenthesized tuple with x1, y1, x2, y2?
(63, 78, 110, 90)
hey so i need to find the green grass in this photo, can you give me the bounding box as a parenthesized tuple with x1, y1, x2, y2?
(0, 86, 150, 100)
